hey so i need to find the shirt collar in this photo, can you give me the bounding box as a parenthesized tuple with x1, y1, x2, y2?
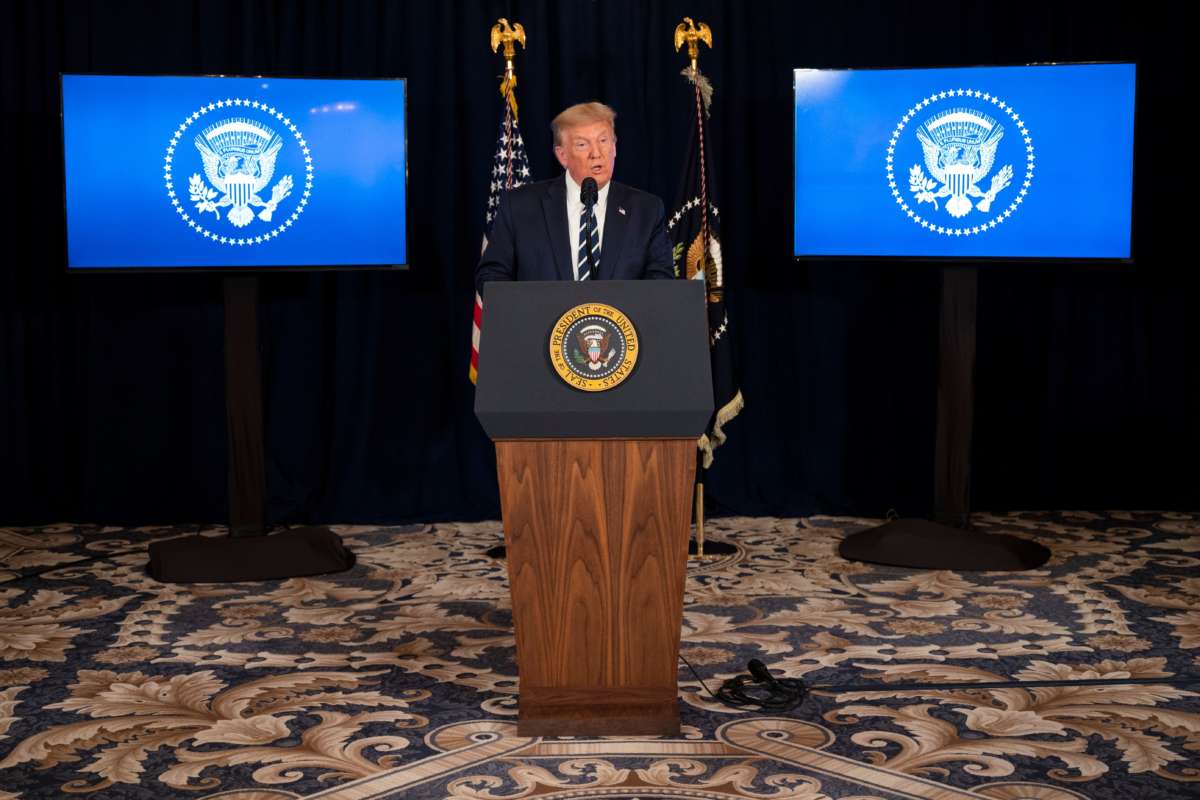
(564, 171, 611, 210)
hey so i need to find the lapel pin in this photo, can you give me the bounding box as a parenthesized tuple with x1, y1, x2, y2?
(618, 206, 626, 215)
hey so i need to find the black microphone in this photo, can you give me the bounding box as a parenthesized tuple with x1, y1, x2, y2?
(580, 177, 599, 276)
(580, 177, 598, 207)
(747, 659, 776, 685)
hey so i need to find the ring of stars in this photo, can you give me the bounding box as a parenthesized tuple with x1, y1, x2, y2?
(667, 195, 720, 232)
(885, 88, 1035, 237)
(163, 99, 316, 246)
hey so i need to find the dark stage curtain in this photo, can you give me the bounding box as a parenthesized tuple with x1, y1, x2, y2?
(1, 1, 1193, 525)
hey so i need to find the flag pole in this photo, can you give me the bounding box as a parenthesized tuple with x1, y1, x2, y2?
(676, 17, 716, 561)
(480, 19, 531, 560)
(473, 19, 527, 387)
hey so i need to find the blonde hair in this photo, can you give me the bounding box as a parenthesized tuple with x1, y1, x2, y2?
(551, 102, 617, 146)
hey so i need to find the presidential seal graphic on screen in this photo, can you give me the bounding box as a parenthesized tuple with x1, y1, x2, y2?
(164, 99, 315, 245)
(61, 75, 406, 268)
(549, 303, 640, 392)
(886, 90, 1034, 237)
(793, 64, 1133, 258)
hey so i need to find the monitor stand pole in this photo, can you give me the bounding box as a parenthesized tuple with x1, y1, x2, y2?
(224, 275, 267, 537)
(838, 267, 1049, 571)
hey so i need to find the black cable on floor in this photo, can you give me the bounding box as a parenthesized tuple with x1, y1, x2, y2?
(680, 654, 808, 712)
(681, 656, 1200, 714)
(812, 675, 1200, 693)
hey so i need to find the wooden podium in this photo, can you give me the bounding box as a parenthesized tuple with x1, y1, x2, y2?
(476, 281, 713, 736)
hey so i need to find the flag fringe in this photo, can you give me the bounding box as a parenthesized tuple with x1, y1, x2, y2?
(698, 389, 744, 468)
(681, 66, 714, 117)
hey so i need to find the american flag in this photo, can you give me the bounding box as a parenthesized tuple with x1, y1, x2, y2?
(470, 93, 532, 384)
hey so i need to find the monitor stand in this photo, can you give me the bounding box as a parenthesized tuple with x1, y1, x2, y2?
(147, 276, 354, 583)
(839, 268, 1049, 571)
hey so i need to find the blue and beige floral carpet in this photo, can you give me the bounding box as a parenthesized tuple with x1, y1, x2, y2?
(1, 511, 1197, 799)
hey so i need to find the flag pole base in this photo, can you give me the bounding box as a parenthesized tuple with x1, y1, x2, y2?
(687, 538, 736, 559)
(687, 482, 736, 560)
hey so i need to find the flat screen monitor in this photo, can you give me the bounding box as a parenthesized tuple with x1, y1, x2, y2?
(61, 74, 407, 270)
(793, 63, 1136, 260)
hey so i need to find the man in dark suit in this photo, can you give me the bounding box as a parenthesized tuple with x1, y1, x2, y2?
(475, 102, 674, 295)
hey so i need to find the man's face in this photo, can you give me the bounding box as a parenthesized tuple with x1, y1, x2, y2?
(554, 121, 616, 189)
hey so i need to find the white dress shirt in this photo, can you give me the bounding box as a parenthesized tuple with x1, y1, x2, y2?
(565, 171, 611, 280)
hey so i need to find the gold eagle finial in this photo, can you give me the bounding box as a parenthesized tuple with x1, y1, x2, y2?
(490, 18, 526, 64)
(673, 17, 712, 70)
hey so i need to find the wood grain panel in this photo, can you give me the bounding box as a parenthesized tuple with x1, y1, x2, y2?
(495, 438, 695, 735)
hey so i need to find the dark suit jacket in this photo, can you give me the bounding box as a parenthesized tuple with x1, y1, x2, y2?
(475, 176, 674, 295)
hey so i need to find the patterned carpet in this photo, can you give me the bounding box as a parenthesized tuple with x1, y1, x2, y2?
(1, 512, 1197, 799)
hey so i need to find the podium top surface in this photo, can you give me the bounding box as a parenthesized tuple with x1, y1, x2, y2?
(475, 280, 714, 440)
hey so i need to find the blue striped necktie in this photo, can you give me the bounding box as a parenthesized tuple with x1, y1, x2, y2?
(577, 203, 599, 281)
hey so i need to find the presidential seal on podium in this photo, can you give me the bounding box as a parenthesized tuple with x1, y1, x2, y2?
(549, 302, 639, 391)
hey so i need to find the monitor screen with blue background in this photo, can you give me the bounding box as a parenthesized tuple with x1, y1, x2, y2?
(62, 74, 407, 269)
(793, 63, 1135, 259)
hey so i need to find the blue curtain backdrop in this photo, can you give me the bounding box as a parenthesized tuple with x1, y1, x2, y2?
(1, 0, 1193, 525)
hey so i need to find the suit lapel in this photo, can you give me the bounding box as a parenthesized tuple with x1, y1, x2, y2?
(599, 182, 629, 280)
(542, 178, 572, 281)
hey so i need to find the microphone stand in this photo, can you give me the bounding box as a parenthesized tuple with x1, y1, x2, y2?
(584, 209, 599, 278)
(581, 178, 599, 279)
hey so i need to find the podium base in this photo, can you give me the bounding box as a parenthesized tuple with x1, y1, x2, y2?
(838, 518, 1050, 571)
(519, 687, 679, 737)
(494, 540, 737, 561)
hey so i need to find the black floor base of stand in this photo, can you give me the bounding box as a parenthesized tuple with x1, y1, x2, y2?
(688, 539, 737, 557)
(147, 526, 356, 583)
(838, 518, 1050, 571)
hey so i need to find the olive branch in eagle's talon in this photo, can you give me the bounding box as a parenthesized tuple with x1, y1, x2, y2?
(189, 174, 220, 216)
(909, 164, 943, 210)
